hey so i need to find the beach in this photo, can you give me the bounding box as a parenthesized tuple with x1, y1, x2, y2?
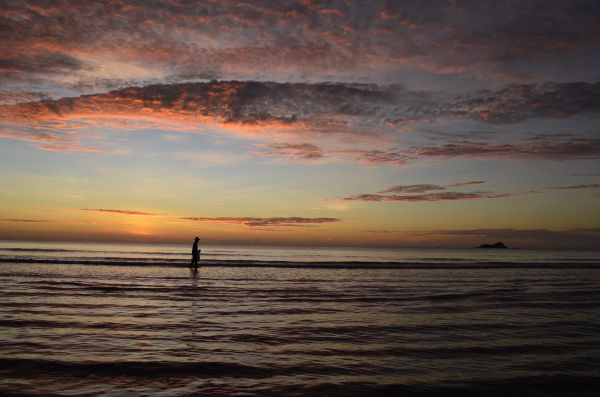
(1, 242, 600, 396)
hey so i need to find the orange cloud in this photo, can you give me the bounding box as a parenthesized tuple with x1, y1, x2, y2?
(80, 208, 161, 216)
(0, 218, 54, 223)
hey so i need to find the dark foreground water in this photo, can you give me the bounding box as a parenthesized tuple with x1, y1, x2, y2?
(1, 243, 600, 396)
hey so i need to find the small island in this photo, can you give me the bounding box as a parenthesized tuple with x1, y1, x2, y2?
(476, 241, 508, 249)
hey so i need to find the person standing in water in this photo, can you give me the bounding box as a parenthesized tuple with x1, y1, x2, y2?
(191, 237, 201, 269)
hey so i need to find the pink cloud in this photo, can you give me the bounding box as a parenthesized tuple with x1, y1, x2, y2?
(0, 128, 105, 153)
(35, 142, 105, 153)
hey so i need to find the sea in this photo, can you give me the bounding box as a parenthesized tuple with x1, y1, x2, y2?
(1, 241, 600, 396)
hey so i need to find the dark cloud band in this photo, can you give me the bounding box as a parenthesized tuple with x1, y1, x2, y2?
(3, 81, 599, 126)
(181, 216, 340, 227)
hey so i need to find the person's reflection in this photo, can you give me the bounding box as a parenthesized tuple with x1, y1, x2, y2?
(186, 268, 200, 349)
(190, 267, 199, 282)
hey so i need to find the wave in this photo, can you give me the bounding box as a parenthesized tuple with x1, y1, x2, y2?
(0, 358, 272, 378)
(0, 357, 379, 378)
(259, 375, 600, 397)
(0, 257, 599, 269)
(2, 358, 600, 396)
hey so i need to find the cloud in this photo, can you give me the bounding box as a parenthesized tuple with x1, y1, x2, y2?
(254, 143, 323, 160)
(344, 191, 510, 202)
(378, 182, 486, 194)
(326, 136, 599, 165)
(409, 137, 600, 161)
(344, 180, 516, 203)
(333, 148, 410, 166)
(3, 80, 599, 131)
(569, 172, 600, 177)
(0, 126, 106, 153)
(80, 208, 161, 216)
(1, 79, 599, 159)
(0, 51, 85, 80)
(361, 230, 399, 234)
(180, 216, 340, 227)
(0, 218, 54, 223)
(380, 184, 446, 194)
(0, 81, 407, 127)
(546, 184, 600, 190)
(254, 142, 413, 166)
(0, 90, 52, 105)
(0, 81, 414, 155)
(445, 82, 600, 123)
(35, 142, 105, 153)
(67, 219, 112, 225)
(3, 0, 600, 99)
(448, 181, 486, 187)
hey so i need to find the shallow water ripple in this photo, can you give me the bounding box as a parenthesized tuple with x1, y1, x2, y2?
(1, 263, 600, 396)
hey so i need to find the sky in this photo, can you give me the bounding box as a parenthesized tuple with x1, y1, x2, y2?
(0, 0, 599, 249)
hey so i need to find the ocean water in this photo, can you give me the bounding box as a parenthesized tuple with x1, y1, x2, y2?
(1, 241, 600, 396)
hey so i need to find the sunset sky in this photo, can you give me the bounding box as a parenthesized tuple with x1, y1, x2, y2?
(1, 0, 599, 248)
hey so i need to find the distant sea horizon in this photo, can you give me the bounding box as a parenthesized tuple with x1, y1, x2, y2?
(0, 238, 599, 251)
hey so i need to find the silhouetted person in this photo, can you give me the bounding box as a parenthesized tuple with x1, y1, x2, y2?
(190, 237, 201, 269)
